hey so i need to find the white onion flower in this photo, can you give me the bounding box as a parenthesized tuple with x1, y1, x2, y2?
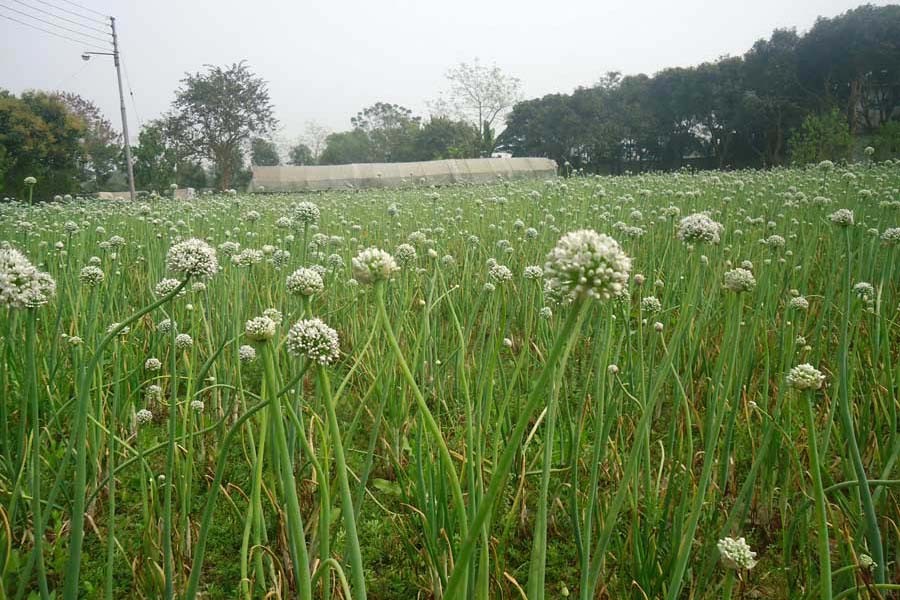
(155, 278, 185, 298)
(881, 227, 900, 243)
(286, 267, 325, 296)
(294, 201, 320, 225)
(352, 248, 399, 284)
(395, 243, 417, 266)
(677, 213, 724, 244)
(166, 238, 219, 279)
(238, 344, 257, 362)
(523, 265, 543, 280)
(786, 363, 825, 391)
(829, 209, 854, 227)
(543, 229, 630, 302)
(0, 248, 56, 309)
(790, 296, 809, 310)
(157, 318, 176, 334)
(136, 409, 154, 425)
(723, 268, 756, 293)
(641, 296, 662, 313)
(717, 537, 757, 570)
(79, 265, 105, 287)
(245, 316, 277, 342)
(489, 264, 513, 283)
(286, 318, 340, 365)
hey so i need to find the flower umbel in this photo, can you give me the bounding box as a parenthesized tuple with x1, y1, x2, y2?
(787, 363, 825, 391)
(717, 537, 757, 570)
(543, 229, 630, 302)
(166, 238, 219, 279)
(352, 248, 399, 284)
(286, 318, 340, 365)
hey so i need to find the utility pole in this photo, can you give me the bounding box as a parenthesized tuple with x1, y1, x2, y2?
(110, 17, 136, 201)
(84, 17, 136, 200)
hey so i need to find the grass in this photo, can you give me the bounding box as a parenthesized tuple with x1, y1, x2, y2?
(1, 162, 898, 599)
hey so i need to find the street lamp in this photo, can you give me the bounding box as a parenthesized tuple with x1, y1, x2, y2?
(82, 16, 136, 201)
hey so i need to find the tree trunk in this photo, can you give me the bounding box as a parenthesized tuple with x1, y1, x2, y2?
(216, 149, 232, 191)
(847, 77, 862, 134)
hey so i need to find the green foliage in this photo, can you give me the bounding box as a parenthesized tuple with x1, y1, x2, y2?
(320, 110, 479, 165)
(132, 119, 176, 192)
(351, 102, 421, 162)
(499, 4, 900, 171)
(250, 137, 280, 166)
(56, 92, 122, 192)
(0, 89, 84, 198)
(288, 142, 314, 166)
(209, 145, 251, 190)
(1, 165, 898, 598)
(414, 117, 478, 160)
(319, 130, 373, 165)
(131, 119, 208, 192)
(789, 108, 853, 165)
(872, 120, 900, 160)
(169, 61, 277, 190)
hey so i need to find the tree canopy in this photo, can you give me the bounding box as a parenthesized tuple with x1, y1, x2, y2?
(250, 137, 280, 166)
(168, 61, 277, 189)
(499, 4, 900, 171)
(0, 90, 84, 199)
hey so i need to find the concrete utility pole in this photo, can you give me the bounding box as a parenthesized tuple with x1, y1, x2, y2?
(82, 16, 136, 201)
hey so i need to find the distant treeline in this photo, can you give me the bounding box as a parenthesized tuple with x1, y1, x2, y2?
(3, 4, 899, 199)
(497, 4, 900, 172)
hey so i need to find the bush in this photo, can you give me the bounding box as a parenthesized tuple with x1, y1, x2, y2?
(789, 108, 853, 165)
(872, 121, 900, 160)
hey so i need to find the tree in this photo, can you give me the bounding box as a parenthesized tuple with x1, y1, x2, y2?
(319, 130, 373, 165)
(414, 117, 479, 160)
(740, 28, 804, 166)
(169, 62, 277, 190)
(872, 121, 900, 160)
(132, 119, 208, 192)
(0, 89, 84, 198)
(437, 59, 522, 153)
(797, 5, 900, 133)
(56, 92, 121, 191)
(250, 137, 280, 166)
(351, 102, 421, 162)
(209, 146, 251, 189)
(302, 122, 331, 161)
(132, 120, 176, 192)
(288, 143, 314, 165)
(789, 108, 853, 164)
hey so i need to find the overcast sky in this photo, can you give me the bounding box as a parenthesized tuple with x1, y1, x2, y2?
(1, 0, 891, 149)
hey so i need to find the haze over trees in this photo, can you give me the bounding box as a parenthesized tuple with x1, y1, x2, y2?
(498, 4, 900, 171)
(1, 3, 898, 198)
(433, 58, 523, 154)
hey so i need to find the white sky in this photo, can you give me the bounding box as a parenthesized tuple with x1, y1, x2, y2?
(1, 0, 891, 147)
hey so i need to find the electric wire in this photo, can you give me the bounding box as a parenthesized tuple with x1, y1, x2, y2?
(0, 10, 110, 50)
(0, 2, 112, 45)
(10, 0, 110, 36)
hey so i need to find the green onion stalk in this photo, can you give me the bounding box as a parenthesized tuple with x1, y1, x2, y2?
(839, 227, 884, 583)
(62, 278, 188, 600)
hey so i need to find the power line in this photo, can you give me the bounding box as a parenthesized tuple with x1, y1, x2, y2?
(22, 0, 106, 26)
(11, 0, 110, 36)
(0, 2, 112, 45)
(54, 0, 106, 19)
(0, 10, 109, 50)
(122, 58, 143, 131)
(51, 59, 90, 89)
